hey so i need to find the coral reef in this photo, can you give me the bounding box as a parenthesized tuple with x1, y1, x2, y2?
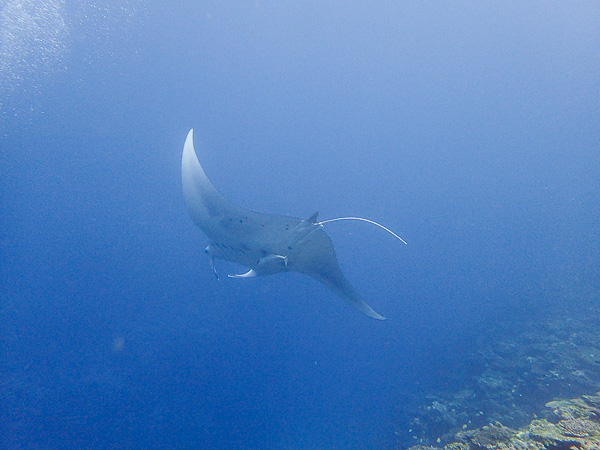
(407, 391, 600, 449)
(393, 299, 600, 448)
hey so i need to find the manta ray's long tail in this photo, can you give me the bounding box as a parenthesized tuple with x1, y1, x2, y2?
(318, 217, 407, 245)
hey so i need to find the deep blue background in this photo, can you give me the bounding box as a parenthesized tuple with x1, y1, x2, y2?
(1, 1, 599, 448)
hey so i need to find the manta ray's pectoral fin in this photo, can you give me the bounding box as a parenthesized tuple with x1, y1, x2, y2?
(228, 269, 257, 279)
(310, 269, 387, 320)
(205, 244, 220, 279)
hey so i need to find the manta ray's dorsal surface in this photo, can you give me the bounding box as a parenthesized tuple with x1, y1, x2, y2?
(181, 129, 386, 320)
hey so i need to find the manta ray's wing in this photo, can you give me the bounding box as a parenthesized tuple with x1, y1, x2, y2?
(182, 129, 300, 269)
(182, 129, 266, 236)
(181, 129, 385, 320)
(289, 224, 386, 320)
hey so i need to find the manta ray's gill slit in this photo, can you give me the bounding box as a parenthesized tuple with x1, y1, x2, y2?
(212, 242, 246, 260)
(218, 242, 246, 255)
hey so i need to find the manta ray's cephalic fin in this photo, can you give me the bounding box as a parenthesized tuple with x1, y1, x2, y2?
(228, 269, 257, 279)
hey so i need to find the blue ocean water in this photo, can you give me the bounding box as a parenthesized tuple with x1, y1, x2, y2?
(1, 1, 599, 448)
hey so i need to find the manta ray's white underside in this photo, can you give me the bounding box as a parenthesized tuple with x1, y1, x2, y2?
(181, 129, 386, 320)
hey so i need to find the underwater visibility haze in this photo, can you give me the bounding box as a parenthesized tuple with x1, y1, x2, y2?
(1, 1, 599, 448)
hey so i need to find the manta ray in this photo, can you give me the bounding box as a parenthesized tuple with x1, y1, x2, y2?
(181, 129, 405, 320)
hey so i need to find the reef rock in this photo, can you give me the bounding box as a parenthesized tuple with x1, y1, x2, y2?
(406, 391, 600, 450)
